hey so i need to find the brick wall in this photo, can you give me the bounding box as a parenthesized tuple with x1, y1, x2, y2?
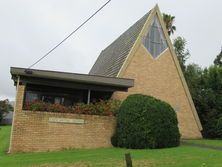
(10, 46, 202, 153)
(9, 85, 116, 153)
(113, 45, 202, 139)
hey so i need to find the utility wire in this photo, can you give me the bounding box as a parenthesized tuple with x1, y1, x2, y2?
(27, 0, 111, 69)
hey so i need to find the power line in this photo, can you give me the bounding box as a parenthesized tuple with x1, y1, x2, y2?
(27, 0, 111, 69)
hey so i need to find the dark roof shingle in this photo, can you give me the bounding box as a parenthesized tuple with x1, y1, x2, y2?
(89, 11, 150, 77)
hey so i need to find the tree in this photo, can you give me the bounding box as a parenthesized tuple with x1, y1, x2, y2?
(185, 65, 222, 138)
(162, 13, 176, 36)
(162, 13, 222, 139)
(214, 49, 222, 66)
(173, 37, 190, 72)
(162, 13, 189, 71)
(184, 64, 202, 96)
(200, 66, 222, 138)
(0, 99, 13, 122)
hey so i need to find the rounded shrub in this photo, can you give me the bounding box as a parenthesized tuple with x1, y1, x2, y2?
(112, 94, 180, 149)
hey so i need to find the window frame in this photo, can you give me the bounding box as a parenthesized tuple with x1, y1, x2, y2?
(143, 15, 168, 59)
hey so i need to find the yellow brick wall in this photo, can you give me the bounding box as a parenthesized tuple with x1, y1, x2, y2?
(113, 45, 202, 139)
(10, 45, 202, 153)
(9, 85, 116, 153)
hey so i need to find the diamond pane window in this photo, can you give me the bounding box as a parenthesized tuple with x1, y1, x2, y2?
(143, 15, 168, 58)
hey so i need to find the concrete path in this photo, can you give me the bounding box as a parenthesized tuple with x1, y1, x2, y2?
(182, 142, 222, 151)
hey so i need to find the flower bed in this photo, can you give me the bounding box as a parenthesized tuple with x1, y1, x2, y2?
(23, 99, 121, 116)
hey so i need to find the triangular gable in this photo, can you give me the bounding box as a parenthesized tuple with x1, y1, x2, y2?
(117, 5, 202, 131)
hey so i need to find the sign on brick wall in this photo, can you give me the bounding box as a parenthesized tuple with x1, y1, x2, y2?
(49, 117, 85, 124)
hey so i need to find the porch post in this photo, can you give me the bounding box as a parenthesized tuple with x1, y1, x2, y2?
(87, 89, 91, 104)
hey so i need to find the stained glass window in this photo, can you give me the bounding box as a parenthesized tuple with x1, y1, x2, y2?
(143, 15, 168, 58)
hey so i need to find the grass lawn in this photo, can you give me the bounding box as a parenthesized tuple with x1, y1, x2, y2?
(0, 126, 222, 167)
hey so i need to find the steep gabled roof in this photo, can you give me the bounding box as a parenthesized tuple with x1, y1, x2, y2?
(89, 11, 151, 77)
(89, 5, 203, 131)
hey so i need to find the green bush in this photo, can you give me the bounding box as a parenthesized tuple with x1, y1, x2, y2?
(185, 65, 222, 138)
(0, 99, 13, 122)
(112, 94, 180, 149)
(23, 99, 120, 116)
(73, 99, 120, 116)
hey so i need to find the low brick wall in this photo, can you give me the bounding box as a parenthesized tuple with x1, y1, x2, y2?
(10, 110, 116, 153)
(9, 85, 116, 153)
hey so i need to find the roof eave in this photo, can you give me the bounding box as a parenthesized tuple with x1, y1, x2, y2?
(10, 67, 134, 90)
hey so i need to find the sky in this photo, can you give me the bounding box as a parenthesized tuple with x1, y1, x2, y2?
(0, 0, 222, 100)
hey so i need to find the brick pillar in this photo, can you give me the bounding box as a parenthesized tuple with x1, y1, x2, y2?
(8, 83, 26, 153)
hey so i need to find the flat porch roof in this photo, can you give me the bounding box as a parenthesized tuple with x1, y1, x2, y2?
(10, 67, 134, 92)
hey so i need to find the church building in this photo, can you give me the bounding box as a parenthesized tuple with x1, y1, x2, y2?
(9, 5, 202, 153)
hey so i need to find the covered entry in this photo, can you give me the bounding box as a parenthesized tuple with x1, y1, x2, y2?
(11, 67, 134, 107)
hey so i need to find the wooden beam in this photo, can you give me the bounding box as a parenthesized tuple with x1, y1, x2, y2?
(87, 89, 91, 104)
(17, 76, 129, 92)
(125, 153, 133, 167)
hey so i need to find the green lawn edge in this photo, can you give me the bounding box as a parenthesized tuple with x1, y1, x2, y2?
(1, 126, 222, 167)
(182, 139, 222, 147)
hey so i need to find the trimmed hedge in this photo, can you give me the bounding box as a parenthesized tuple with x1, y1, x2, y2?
(112, 94, 180, 149)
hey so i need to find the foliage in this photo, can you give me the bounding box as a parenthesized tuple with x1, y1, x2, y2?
(162, 13, 190, 72)
(184, 64, 222, 138)
(48, 103, 71, 113)
(214, 50, 222, 66)
(216, 116, 222, 138)
(162, 13, 222, 139)
(162, 13, 176, 36)
(74, 99, 120, 116)
(184, 64, 203, 111)
(23, 99, 120, 116)
(112, 94, 180, 149)
(173, 36, 190, 72)
(25, 100, 48, 111)
(0, 99, 13, 122)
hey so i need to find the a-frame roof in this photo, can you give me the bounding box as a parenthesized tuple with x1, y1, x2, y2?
(89, 5, 203, 131)
(89, 11, 151, 77)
